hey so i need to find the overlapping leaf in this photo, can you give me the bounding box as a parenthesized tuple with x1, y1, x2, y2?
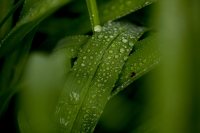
(111, 34, 160, 97)
(0, 0, 71, 58)
(18, 22, 159, 133)
(18, 35, 89, 133)
(54, 22, 146, 133)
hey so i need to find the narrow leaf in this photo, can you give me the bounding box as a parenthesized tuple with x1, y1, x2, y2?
(111, 34, 160, 97)
(17, 35, 89, 133)
(0, 0, 71, 58)
(99, 0, 156, 23)
(71, 23, 145, 132)
(55, 22, 145, 132)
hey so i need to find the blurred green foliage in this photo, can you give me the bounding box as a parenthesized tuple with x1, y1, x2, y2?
(0, 0, 199, 133)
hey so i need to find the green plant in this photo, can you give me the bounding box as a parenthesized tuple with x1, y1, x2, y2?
(1, 0, 160, 132)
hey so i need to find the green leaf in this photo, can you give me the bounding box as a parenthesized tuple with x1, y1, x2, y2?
(0, 0, 71, 58)
(0, 0, 14, 39)
(53, 0, 156, 36)
(99, 0, 156, 23)
(55, 22, 145, 132)
(111, 34, 160, 97)
(0, 29, 36, 117)
(17, 35, 89, 133)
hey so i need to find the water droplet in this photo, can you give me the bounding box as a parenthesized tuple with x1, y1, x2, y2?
(120, 48, 125, 53)
(109, 50, 113, 53)
(129, 42, 134, 47)
(144, 1, 150, 5)
(70, 91, 80, 102)
(60, 118, 68, 126)
(115, 55, 119, 58)
(83, 56, 87, 59)
(106, 38, 110, 41)
(81, 63, 85, 67)
(94, 25, 102, 32)
(122, 38, 128, 43)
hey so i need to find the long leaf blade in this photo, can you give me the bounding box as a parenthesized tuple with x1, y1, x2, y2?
(0, 0, 71, 58)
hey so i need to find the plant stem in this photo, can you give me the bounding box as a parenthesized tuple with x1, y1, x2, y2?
(86, 0, 101, 32)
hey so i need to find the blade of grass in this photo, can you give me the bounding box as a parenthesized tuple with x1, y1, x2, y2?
(17, 35, 89, 133)
(0, 28, 36, 117)
(71, 24, 145, 132)
(111, 34, 160, 98)
(55, 22, 145, 132)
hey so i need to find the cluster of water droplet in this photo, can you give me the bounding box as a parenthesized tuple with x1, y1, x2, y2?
(65, 22, 146, 132)
(116, 36, 160, 93)
(71, 22, 124, 85)
(55, 22, 124, 132)
(55, 21, 147, 132)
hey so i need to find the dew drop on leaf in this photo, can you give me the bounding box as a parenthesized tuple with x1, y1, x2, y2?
(109, 50, 113, 53)
(129, 42, 134, 47)
(115, 55, 119, 58)
(70, 91, 80, 102)
(94, 25, 102, 32)
(81, 63, 85, 67)
(122, 38, 128, 43)
(120, 48, 125, 53)
(83, 56, 87, 59)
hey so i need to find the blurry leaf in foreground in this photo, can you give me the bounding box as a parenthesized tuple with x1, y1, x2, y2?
(0, 29, 36, 117)
(17, 35, 89, 133)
